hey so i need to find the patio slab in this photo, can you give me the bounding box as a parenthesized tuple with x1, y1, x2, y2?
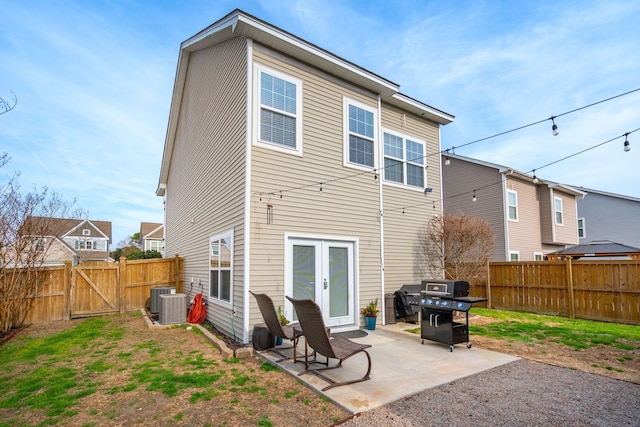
(256, 322, 519, 414)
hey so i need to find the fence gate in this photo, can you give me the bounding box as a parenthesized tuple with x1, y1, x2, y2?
(71, 262, 119, 317)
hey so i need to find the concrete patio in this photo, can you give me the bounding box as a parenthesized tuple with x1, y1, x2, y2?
(255, 322, 519, 414)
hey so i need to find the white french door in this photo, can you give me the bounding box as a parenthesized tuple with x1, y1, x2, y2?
(285, 238, 355, 327)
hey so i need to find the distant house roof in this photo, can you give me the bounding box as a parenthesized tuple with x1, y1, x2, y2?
(444, 153, 586, 197)
(140, 222, 163, 239)
(547, 240, 640, 260)
(572, 186, 640, 203)
(23, 217, 112, 241)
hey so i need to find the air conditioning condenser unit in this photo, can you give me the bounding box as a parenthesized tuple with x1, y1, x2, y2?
(159, 293, 187, 325)
(150, 286, 176, 314)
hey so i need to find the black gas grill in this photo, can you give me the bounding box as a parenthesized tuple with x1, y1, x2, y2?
(412, 279, 486, 351)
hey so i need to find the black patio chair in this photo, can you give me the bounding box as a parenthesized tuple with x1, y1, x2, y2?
(249, 291, 299, 362)
(286, 296, 372, 391)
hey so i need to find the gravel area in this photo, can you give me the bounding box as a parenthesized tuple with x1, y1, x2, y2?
(338, 359, 640, 427)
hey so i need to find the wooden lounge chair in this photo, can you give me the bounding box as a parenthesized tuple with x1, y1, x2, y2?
(249, 291, 299, 362)
(286, 296, 372, 391)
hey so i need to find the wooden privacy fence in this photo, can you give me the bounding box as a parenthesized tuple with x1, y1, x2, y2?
(468, 259, 640, 325)
(22, 255, 184, 325)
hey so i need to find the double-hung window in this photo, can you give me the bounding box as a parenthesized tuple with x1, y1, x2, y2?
(383, 131, 426, 188)
(507, 190, 518, 221)
(209, 231, 233, 304)
(256, 64, 302, 154)
(577, 218, 585, 239)
(345, 99, 376, 168)
(554, 196, 563, 225)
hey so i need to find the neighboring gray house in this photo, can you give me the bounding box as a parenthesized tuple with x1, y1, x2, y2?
(572, 187, 640, 249)
(139, 222, 164, 256)
(442, 153, 585, 261)
(156, 9, 454, 343)
(21, 217, 112, 265)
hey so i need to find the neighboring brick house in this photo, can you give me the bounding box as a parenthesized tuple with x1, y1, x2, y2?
(442, 153, 585, 261)
(139, 222, 164, 256)
(156, 9, 454, 342)
(572, 187, 640, 249)
(23, 217, 112, 265)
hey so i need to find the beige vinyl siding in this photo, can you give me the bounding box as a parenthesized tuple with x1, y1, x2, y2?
(504, 177, 544, 261)
(248, 47, 382, 328)
(553, 190, 579, 245)
(539, 186, 554, 244)
(164, 36, 247, 338)
(443, 161, 506, 261)
(381, 104, 443, 288)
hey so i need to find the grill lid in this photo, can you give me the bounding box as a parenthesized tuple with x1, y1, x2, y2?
(420, 280, 469, 299)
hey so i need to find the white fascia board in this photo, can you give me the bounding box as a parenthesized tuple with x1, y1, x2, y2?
(388, 93, 454, 125)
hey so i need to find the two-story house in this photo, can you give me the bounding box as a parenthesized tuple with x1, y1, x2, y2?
(22, 217, 112, 265)
(156, 9, 454, 343)
(139, 222, 164, 256)
(573, 187, 640, 249)
(442, 153, 584, 261)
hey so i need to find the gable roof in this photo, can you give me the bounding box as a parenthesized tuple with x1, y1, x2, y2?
(157, 9, 454, 196)
(140, 222, 164, 239)
(444, 153, 586, 197)
(24, 217, 112, 241)
(547, 240, 640, 258)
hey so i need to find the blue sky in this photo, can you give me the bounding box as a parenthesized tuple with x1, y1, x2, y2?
(2, 0, 639, 246)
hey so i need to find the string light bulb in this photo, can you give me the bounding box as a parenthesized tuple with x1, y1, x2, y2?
(532, 170, 539, 184)
(551, 117, 559, 136)
(472, 190, 477, 202)
(624, 133, 630, 152)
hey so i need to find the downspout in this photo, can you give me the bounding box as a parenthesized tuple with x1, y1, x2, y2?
(550, 188, 556, 244)
(242, 39, 253, 344)
(377, 94, 385, 324)
(438, 126, 445, 279)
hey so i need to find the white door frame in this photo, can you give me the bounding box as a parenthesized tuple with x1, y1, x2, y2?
(284, 233, 359, 329)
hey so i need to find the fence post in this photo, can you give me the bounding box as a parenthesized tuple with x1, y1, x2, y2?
(566, 257, 575, 318)
(119, 257, 127, 314)
(63, 260, 72, 320)
(486, 259, 492, 308)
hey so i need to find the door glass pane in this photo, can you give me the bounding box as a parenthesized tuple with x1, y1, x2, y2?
(329, 247, 348, 317)
(293, 245, 315, 320)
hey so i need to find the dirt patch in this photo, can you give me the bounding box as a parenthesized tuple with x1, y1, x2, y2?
(468, 314, 640, 384)
(1, 313, 348, 427)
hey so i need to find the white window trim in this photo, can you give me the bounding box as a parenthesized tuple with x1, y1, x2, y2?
(507, 190, 518, 222)
(208, 229, 234, 309)
(253, 63, 303, 156)
(82, 229, 90, 236)
(343, 97, 378, 171)
(534, 252, 544, 261)
(554, 196, 564, 226)
(381, 128, 427, 191)
(509, 251, 520, 261)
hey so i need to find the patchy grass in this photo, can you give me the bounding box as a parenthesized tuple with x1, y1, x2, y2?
(466, 308, 640, 350)
(0, 314, 348, 426)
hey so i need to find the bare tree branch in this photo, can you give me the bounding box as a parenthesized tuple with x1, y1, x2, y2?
(0, 91, 17, 116)
(416, 214, 495, 283)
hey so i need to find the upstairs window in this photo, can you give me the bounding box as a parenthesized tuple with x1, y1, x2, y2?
(507, 190, 518, 221)
(255, 65, 302, 155)
(345, 99, 376, 168)
(554, 197, 564, 225)
(383, 131, 426, 188)
(82, 229, 90, 236)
